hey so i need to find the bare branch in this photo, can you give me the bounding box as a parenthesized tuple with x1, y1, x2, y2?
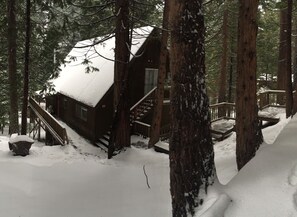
(74, 34, 115, 49)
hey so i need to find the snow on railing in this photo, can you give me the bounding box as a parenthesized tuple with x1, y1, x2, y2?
(29, 97, 69, 145)
(209, 102, 236, 122)
(258, 90, 288, 109)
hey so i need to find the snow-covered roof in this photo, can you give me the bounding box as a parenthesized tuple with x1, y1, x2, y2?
(52, 26, 154, 107)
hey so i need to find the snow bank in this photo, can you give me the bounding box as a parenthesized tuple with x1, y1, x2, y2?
(199, 194, 231, 217)
(222, 115, 297, 217)
(0, 130, 171, 217)
(0, 108, 294, 217)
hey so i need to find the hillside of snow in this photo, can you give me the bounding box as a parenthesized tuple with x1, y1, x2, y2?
(0, 108, 296, 216)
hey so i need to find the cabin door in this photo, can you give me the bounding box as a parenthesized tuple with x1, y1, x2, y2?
(144, 68, 158, 95)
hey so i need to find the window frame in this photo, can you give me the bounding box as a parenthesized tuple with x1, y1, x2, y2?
(144, 68, 159, 94)
(75, 104, 88, 121)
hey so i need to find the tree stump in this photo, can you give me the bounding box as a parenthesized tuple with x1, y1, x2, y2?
(9, 134, 34, 156)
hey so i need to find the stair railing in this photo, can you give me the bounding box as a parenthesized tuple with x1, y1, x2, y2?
(29, 97, 69, 145)
(130, 87, 157, 123)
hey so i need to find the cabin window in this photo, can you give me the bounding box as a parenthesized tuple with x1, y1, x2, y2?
(75, 104, 88, 121)
(144, 68, 158, 94)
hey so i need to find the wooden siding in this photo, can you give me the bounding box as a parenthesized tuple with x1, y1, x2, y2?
(54, 94, 96, 141)
(128, 35, 161, 107)
(141, 103, 171, 127)
(47, 28, 170, 142)
(94, 87, 114, 140)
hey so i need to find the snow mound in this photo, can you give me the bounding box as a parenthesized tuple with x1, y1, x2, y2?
(9, 135, 34, 143)
(199, 194, 231, 217)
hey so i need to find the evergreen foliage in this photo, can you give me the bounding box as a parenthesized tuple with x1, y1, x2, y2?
(0, 0, 162, 128)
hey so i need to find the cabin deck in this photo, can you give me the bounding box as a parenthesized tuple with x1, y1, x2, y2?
(155, 106, 285, 154)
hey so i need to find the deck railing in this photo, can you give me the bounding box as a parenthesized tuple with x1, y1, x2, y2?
(29, 97, 69, 145)
(133, 121, 151, 138)
(130, 88, 290, 141)
(209, 102, 236, 122)
(258, 90, 286, 109)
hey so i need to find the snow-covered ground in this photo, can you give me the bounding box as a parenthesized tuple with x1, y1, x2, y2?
(0, 108, 296, 216)
(198, 110, 297, 217)
(0, 127, 170, 217)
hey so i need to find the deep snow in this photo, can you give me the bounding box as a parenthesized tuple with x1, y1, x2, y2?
(0, 108, 296, 216)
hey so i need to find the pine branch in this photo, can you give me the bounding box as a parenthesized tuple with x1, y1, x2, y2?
(75, 15, 115, 27)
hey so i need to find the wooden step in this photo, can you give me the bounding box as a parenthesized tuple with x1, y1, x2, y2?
(154, 142, 169, 154)
(94, 131, 111, 153)
(94, 140, 108, 152)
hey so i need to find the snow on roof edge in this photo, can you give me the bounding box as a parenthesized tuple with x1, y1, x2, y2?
(52, 26, 155, 108)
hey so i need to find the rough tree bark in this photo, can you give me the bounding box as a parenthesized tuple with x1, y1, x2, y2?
(21, 0, 31, 135)
(109, 0, 131, 158)
(236, 0, 263, 170)
(218, 5, 229, 117)
(228, 34, 235, 104)
(286, 0, 293, 117)
(293, 14, 297, 87)
(148, 0, 169, 148)
(7, 0, 19, 134)
(169, 0, 215, 216)
(277, 4, 287, 105)
(293, 14, 297, 114)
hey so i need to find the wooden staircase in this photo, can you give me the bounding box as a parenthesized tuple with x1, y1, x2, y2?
(130, 87, 157, 124)
(28, 97, 69, 145)
(95, 87, 157, 152)
(95, 131, 111, 152)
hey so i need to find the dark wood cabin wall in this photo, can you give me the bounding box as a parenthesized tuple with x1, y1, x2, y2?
(45, 95, 58, 116)
(128, 38, 161, 107)
(95, 87, 114, 140)
(47, 32, 165, 142)
(57, 94, 96, 141)
(92, 39, 162, 140)
(141, 103, 170, 127)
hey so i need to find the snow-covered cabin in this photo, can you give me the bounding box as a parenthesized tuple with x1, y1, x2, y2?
(47, 27, 170, 143)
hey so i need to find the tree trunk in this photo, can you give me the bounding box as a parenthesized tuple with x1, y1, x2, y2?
(228, 34, 235, 104)
(236, 0, 263, 170)
(277, 5, 287, 105)
(218, 6, 229, 117)
(7, 0, 19, 134)
(286, 0, 293, 117)
(293, 14, 297, 114)
(21, 0, 31, 135)
(148, 0, 169, 148)
(109, 0, 130, 158)
(293, 13, 297, 86)
(169, 1, 215, 216)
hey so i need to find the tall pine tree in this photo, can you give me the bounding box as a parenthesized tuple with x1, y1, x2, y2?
(169, 0, 215, 216)
(236, 0, 263, 170)
(7, 0, 18, 134)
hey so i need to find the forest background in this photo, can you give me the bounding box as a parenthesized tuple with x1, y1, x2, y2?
(0, 0, 292, 128)
(1, 0, 297, 216)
